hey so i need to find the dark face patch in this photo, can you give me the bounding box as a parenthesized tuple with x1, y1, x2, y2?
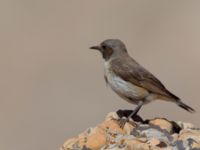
(97, 39, 128, 61)
(101, 46, 113, 61)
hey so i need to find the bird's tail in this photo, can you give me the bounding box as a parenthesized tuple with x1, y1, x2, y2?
(177, 100, 195, 113)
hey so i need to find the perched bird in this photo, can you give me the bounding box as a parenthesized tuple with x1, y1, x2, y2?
(90, 39, 195, 123)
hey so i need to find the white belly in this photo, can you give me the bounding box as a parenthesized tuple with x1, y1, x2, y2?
(104, 62, 149, 103)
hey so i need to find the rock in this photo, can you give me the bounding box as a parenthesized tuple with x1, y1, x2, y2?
(176, 121, 195, 129)
(60, 111, 200, 150)
(149, 118, 173, 133)
(178, 129, 200, 149)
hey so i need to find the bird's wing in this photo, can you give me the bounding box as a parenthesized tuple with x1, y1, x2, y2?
(110, 56, 179, 100)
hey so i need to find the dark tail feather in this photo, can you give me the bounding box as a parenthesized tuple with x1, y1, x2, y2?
(177, 100, 195, 113)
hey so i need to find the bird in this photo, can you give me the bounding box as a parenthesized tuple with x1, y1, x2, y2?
(90, 39, 195, 126)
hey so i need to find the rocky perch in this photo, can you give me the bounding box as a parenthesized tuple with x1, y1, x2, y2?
(61, 110, 200, 150)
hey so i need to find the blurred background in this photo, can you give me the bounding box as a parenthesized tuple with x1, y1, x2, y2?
(0, 0, 200, 149)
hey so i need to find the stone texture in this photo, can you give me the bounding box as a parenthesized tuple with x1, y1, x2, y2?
(61, 111, 200, 150)
(149, 118, 173, 133)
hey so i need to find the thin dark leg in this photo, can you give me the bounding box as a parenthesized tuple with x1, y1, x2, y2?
(128, 101, 143, 119)
(118, 101, 143, 128)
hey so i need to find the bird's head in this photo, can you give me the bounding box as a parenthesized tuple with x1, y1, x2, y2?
(90, 39, 127, 61)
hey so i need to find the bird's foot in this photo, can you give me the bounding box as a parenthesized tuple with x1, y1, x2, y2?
(118, 117, 139, 129)
(118, 117, 129, 129)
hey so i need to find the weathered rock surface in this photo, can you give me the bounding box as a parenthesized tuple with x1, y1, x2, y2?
(61, 110, 200, 150)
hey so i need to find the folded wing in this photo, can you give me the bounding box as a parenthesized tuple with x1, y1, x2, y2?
(110, 56, 180, 100)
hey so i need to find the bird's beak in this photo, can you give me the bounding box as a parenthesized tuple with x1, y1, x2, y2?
(90, 45, 101, 51)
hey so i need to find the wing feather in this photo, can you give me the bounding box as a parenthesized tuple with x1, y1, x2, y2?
(110, 56, 179, 100)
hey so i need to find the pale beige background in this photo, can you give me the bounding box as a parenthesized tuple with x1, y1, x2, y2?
(0, 0, 200, 150)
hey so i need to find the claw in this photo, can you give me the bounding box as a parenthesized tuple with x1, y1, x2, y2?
(118, 118, 128, 129)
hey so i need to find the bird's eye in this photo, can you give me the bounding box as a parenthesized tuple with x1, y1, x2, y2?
(102, 45, 106, 49)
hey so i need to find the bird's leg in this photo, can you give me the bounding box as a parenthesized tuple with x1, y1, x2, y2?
(118, 101, 143, 128)
(128, 101, 143, 119)
(118, 118, 128, 128)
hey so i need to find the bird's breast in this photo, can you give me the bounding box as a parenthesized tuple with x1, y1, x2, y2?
(104, 61, 149, 101)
